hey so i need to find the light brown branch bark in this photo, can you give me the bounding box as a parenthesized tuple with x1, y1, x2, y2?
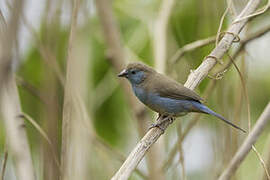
(218, 102, 270, 180)
(111, 0, 262, 179)
(0, 2, 35, 180)
(170, 36, 216, 64)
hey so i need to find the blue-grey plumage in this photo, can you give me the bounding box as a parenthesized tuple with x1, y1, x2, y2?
(118, 62, 246, 133)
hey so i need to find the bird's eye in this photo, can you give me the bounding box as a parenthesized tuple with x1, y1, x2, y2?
(131, 70, 136, 74)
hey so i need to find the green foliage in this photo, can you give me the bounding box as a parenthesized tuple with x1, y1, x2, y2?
(94, 88, 128, 145)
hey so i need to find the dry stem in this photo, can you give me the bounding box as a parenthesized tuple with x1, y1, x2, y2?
(0, 151, 8, 180)
(218, 103, 270, 180)
(0, 2, 35, 180)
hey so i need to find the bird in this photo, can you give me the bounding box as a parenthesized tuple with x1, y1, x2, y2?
(118, 62, 246, 133)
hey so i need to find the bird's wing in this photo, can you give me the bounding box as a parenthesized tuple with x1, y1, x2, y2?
(148, 73, 204, 102)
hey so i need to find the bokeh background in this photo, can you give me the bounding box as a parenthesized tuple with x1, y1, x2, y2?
(0, 0, 270, 180)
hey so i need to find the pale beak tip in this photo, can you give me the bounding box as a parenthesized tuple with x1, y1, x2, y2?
(118, 69, 128, 77)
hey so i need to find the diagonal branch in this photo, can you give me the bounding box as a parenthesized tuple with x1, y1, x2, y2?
(171, 22, 270, 65)
(218, 103, 270, 180)
(170, 36, 216, 64)
(111, 0, 262, 179)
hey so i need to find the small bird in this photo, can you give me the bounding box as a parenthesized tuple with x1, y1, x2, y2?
(118, 62, 245, 133)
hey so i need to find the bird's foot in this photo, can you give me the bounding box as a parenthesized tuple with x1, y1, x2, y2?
(148, 116, 175, 133)
(148, 123, 166, 133)
(168, 117, 174, 124)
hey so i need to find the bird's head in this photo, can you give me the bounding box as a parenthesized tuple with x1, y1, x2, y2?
(118, 62, 155, 85)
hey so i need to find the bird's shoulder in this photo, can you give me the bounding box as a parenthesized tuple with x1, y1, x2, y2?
(143, 72, 203, 102)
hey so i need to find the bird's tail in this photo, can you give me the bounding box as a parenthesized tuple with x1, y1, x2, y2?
(192, 101, 246, 133)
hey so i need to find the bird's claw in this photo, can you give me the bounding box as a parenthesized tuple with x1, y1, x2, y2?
(168, 117, 174, 124)
(148, 123, 165, 133)
(148, 116, 175, 133)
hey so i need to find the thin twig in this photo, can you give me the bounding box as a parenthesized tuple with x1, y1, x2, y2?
(171, 36, 216, 64)
(218, 103, 270, 180)
(259, 133, 270, 180)
(253, 147, 270, 180)
(0, 151, 8, 180)
(176, 123, 186, 180)
(227, 53, 270, 180)
(215, 2, 230, 47)
(21, 113, 61, 170)
(233, 0, 270, 23)
(15, 76, 48, 105)
(226, 53, 250, 129)
(21, 15, 65, 86)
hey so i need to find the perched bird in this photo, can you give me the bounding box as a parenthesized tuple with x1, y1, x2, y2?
(118, 62, 245, 133)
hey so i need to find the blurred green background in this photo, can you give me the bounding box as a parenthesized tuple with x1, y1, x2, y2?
(0, 0, 270, 179)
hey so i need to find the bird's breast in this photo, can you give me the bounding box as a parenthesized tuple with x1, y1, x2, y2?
(132, 85, 148, 104)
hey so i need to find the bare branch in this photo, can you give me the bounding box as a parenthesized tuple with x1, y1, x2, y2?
(218, 103, 270, 180)
(170, 36, 216, 64)
(21, 113, 60, 170)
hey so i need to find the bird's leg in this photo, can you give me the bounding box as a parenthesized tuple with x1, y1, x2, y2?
(148, 115, 175, 132)
(157, 113, 162, 120)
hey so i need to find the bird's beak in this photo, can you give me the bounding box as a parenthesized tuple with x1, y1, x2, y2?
(118, 69, 128, 77)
